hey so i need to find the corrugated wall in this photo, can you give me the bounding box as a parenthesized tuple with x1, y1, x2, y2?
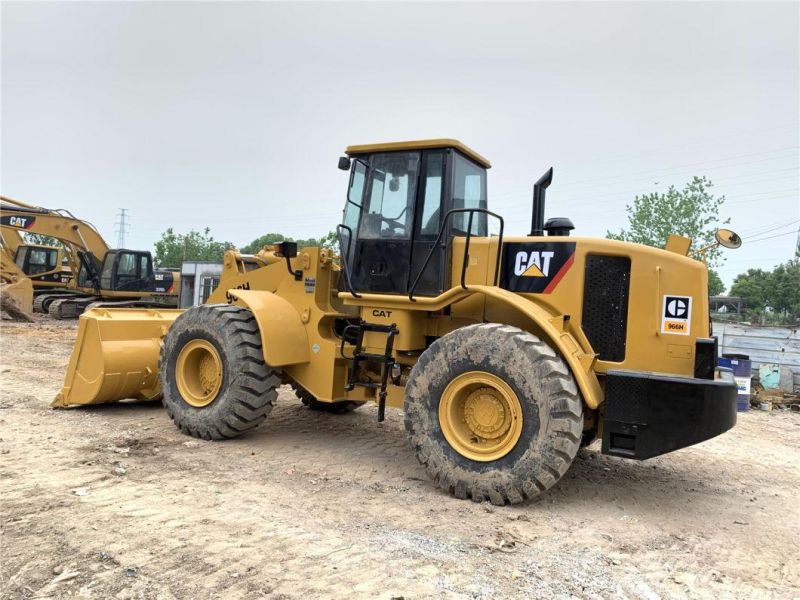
(713, 321, 800, 392)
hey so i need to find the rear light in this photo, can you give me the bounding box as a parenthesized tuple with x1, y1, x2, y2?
(694, 337, 718, 380)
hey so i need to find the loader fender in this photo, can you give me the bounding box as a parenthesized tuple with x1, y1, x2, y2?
(480, 285, 603, 409)
(225, 289, 310, 367)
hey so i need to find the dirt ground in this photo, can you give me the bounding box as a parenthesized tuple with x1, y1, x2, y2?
(1, 317, 798, 600)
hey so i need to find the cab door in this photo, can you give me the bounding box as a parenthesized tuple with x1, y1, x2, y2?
(349, 152, 420, 294)
(408, 150, 448, 296)
(104, 251, 156, 292)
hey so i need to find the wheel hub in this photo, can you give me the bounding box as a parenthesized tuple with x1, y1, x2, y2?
(463, 389, 511, 439)
(176, 339, 223, 408)
(439, 371, 523, 462)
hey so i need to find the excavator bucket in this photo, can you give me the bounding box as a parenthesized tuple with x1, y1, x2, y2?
(0, 278, 34, 319)
(53, 307, 183, 407)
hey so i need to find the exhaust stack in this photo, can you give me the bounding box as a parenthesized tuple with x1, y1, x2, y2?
(529, 167, 553, 237)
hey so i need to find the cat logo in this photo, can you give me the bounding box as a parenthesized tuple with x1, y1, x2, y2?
(1, 215, 35, 229)
(500, 242, 576, 294)
(661, 295, 692, 335)
(514, 251, 555, 277)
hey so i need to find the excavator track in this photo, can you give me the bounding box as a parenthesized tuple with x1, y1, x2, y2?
(48, 296, 99, 320)
(33, 292, 82, 314)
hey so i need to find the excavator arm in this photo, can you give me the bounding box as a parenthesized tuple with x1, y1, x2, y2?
(0, 199, 110, 291)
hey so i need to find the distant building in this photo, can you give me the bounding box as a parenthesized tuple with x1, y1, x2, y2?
(180, 261, 223, 308)
(710, 296, 745, 315)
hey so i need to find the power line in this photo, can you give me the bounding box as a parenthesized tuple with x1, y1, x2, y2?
(489, 145, 799, 201)
(743, 230, 798, 244)
(739, 218, 800, 238)
(114, 208, 130, 248)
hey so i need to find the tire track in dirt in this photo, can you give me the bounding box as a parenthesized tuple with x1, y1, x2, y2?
(1, 318, 799, 598)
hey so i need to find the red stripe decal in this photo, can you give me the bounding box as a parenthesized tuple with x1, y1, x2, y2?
(542, 252, 575, 294)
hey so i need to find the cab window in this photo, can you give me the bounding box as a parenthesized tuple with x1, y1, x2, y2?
(359, 152, 420, 239)
(451, 153, 487, 236)
(27, 249, 53, 274)
(342, 160, 366, 234)
(418, 152, 445, 238)
(100, 253, 116, 289)
(117, 253, 137, 276)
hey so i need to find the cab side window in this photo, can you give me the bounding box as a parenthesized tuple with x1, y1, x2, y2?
(418, 152, 445, 238)
(452, 153, 487, 236)
(343, 160, 366, 234)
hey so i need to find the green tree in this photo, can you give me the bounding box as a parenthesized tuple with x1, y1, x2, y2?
(317, 230, 338, 251)
(23, 232, 63, 248)
(729, 260, 800, 324)
(769, 259, 800, 319)
(239, 233, 288, 254)
(607, 176, 729, 269)
(154, 228, 234, 268)
(729, 268, 771, 312)
(707, 269, 725, 296)
(239, 231, 337, 254)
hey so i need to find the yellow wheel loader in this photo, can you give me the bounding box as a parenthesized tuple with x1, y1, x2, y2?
(55, 139, 739, 504)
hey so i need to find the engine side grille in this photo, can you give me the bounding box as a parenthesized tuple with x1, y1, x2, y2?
(581, 255, 631, 362)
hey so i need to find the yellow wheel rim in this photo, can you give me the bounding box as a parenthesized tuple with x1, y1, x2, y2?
(175, 339, 223, 408)
(439, 371, 524, 462)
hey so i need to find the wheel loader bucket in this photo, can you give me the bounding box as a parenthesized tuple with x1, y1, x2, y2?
(53, 308, 183, 408)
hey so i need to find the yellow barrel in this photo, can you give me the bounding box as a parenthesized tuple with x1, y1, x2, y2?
(53, 307, 183, 407)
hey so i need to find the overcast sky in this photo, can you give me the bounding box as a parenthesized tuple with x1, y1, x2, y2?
(2, 1, 798, 288)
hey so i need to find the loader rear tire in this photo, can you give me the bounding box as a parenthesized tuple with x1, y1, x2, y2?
(291, 382, 365, 414)
(404, 323, 583, 505)
(160, 304, 280, 440)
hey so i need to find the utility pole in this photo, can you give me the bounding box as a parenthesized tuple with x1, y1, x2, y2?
(115, 208, 130, 248)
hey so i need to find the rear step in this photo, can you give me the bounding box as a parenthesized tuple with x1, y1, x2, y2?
(341, 321, 398, 422)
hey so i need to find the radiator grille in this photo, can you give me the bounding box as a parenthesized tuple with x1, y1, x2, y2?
(581, 255, 631, 361)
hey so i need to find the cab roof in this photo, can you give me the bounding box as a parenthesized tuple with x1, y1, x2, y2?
(345, 138, 491, 169)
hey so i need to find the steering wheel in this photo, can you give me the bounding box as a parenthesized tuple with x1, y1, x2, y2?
(380, 215, 405, 235)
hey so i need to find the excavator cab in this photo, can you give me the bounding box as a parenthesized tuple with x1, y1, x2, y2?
(99, 250, 156, 292)
(14, 245, 61, 278)
(338, 140, 492, 297)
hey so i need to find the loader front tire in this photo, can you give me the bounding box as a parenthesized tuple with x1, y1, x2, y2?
(404, 323, 583, 505)
(160, 304, 280, 440)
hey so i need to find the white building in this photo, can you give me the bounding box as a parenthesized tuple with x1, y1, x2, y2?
(180, 261, 223, 308)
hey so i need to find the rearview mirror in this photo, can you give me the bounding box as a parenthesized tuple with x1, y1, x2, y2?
(338, 156, 352, 171)
(714, 228, 742, 249)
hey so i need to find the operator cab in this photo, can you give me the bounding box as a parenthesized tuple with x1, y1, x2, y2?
(338, 139, 491, 296)
(99, 250, 156, 292)
(14, 244, 59, 277)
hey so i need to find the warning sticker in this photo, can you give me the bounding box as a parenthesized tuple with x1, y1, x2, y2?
(661, 295, 692, 336)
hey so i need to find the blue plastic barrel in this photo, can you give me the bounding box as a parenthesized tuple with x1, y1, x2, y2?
(719, 355, 752, 412)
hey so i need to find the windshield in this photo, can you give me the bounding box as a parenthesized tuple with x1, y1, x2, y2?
(358, 152, 420, 239)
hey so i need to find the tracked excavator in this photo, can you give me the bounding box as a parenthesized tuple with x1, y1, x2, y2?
(54, 139, 740, 504)
(0, 197, 180, 318)
(1, 225, 73, 291)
